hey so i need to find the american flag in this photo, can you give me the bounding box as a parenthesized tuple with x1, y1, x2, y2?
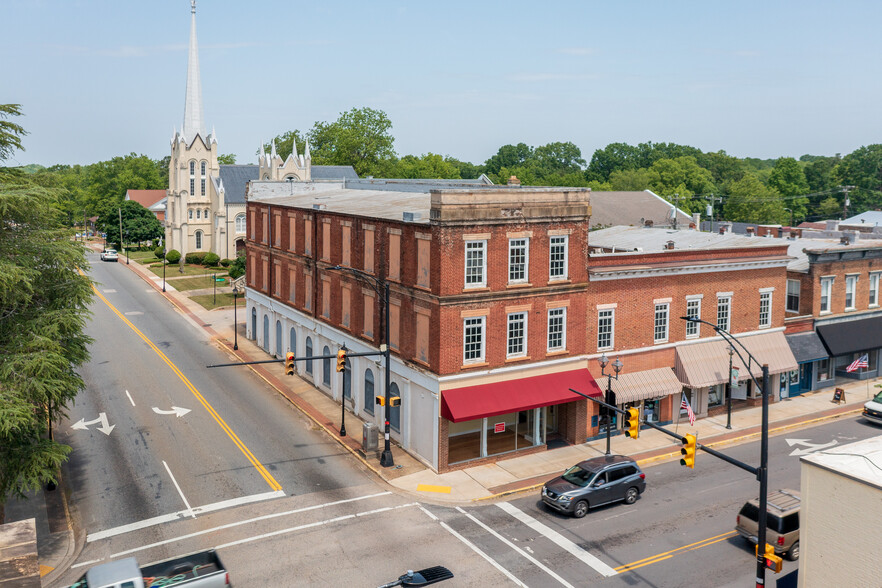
(681, 394, 696, 426)
(846, 354, 869, 373)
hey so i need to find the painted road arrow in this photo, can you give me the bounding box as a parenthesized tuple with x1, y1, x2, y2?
(71, 413, 115, 435)
(152, 406, 191, 417)
(786, 438, 838, 456)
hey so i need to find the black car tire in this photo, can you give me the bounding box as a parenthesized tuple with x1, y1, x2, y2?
(573, 500, 589, 518)
(786, 541, 799, 561)
(624, 487, 639, 505)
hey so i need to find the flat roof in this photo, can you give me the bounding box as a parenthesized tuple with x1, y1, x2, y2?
(588, 226, 786, 253)
(801, 435, 882, 489)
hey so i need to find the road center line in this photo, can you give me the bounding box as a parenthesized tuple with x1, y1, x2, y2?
(125, 390, 135, 407)
(163, 460, 195, 519)
(495, 502, 618, 578)
(455, 507, 576, 588)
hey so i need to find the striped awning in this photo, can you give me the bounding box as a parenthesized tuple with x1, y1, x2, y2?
(607, 368, 684, 404)
(675, 331, 798, 389)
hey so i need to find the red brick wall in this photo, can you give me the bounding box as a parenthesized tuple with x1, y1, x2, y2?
(806, 257, 882, 316)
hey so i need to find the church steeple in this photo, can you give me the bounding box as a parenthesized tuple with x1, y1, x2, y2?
(182, 0, 205, 139)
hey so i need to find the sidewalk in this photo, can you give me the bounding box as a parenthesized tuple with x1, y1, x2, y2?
(6, 246, 877, 584)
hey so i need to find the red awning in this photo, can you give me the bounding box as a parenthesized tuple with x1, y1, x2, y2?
(440, 369, 602, 423)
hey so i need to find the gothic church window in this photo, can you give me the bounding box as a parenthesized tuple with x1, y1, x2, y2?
(188, 209, 193, 220)
(189, 161, 195, 195)
(235, 214, 246, 234)
(195, 230, 203, 249)
(200, 161, 206, 196)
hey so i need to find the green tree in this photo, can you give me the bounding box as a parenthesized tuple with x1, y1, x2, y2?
(96, 200, 162, 246)
(0, 104, 27, 165)
(393, 153, 462, 179)
(816, 196, 843, 219)
(835, 145, 882, 213)
(483, 143, 533, 178)
(722, 174, 788, 223)
(444, 157, 481, 180)
(84, 153, 164, 214)
(803, 155, 840, 194)
(768, 157, 810, 221)
(0, 107, 93, 517)
(218, 153, 236, 165)
(608, 167, 654, 191)
(643, 156, 716, 212)
(265, 130, 306, 162)
(308, 107, 396, 177)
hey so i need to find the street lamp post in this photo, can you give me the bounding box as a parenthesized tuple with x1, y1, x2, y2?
(162, 244, 167, 292)
(727, 345, 734, 429)
(232, 285, 239, 350)
(598, 353, 623, 455)
(330, 265, 394, 467)
(681, 316, 770, 588)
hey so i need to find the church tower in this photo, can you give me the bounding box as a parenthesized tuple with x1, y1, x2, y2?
(165, 0, 219, 257)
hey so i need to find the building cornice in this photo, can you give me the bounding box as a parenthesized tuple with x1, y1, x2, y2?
(589, 258, 789, 281)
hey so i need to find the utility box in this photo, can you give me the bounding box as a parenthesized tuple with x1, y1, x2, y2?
(362, 423, 379, 452)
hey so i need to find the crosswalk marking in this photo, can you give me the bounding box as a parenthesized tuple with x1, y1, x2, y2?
(496, 502, 618, 578)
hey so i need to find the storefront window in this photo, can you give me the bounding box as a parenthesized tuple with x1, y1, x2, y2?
(817, 358, 830, 381)
(708, 384, 724, 407)
(643, 399, 660, 423)
(448, 409, 545, 465)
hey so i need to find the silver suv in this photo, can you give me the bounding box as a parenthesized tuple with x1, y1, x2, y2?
(735, 489, 800, 560)
(541, 455, 646, 518)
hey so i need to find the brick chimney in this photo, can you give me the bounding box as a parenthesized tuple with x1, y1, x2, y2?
(746, 226, 756, 237)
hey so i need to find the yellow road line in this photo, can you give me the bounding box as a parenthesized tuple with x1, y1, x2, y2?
(615, 530, 737, 572)
(91, 284, 282, 492)
(417, 484, 452, 494)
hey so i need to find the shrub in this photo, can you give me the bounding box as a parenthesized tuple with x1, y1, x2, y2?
(219, 258, 233, 267)
(228, 255, 246, 279)
(154, 246, 165, 259)
(165, 249, 181, 264)
(203, 252, 220, 266)
(185, 251, 207, 265)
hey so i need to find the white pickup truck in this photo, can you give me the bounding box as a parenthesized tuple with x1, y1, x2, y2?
(68, 550, 231, 588)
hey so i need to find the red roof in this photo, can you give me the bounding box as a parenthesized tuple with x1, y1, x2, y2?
(125, 189, 166, 208)
(440, 369, 602, 423)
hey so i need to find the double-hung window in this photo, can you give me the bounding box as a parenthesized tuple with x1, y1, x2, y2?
(548, 307, 567, 351)
(654, 303, 669, 343)
(549, 235, 568, 280)
(759, 291, 772, 328)
(463, 316, 485, 364)
(786, 279, 800, 313)
(845, 275, 858, 310)
(820, 277, 834, 313)
(685, 297, 701, 338)
(508, 238, 529, 283)
(464, 240, 487, 288)
(717, 295, 731, 332)
(597, 308, 614, 351)
(871, 273, 880, 307)
(507, 312, 527, 358)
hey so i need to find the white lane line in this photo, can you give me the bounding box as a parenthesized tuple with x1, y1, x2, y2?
(419, 506, 527, 587)
(124, 311, 144, 316)
(87, 489, 286, 542)
(496, 502, 618, 578)
(163, 460, 195, 519)
(87, 491, 392, 546)
(456, 507, 575, 588)
(125, 390, 135, 407)
(71, 558, 103, 570)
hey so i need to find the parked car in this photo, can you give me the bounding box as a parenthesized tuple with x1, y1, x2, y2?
(735, 489, 800, 560)
(862, 391, 882, 425)
(541, 455, 646, 518)
(100, 249, 118, 262)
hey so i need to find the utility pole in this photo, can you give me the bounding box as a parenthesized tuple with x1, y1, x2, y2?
(841, 185, 856, 219)
(705, 194, 722, 233)
(670, 193, 681, 230)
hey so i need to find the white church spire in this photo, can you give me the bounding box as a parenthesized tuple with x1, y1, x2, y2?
(182, 0, 205, 139)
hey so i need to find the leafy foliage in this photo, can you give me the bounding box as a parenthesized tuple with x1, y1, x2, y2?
(165, 249, 181, 264)
(228, 255, 245, 279)
(203, 252, 220, 266)
(96, 199, 163, 246)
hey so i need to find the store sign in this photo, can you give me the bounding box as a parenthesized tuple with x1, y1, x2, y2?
(494, 422, 505, 433)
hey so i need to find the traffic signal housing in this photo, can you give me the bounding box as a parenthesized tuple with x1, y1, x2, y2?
(680, 433, 697, 468)
(376, 396, 385, 406)
(757, 543, 783, 574)
(625, 407, 640, 439)
(336, 348, 347, 372)
(390, 396, 401, 407)
(285, 352, 295, 376)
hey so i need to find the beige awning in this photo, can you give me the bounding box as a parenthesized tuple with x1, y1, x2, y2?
(675, 331, 798, 389)
(607, 367, 684, 404)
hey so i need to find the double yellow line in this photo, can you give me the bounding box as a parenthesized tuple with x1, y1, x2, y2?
(615, 530, 737, 573)
(91, 284, 282, 492)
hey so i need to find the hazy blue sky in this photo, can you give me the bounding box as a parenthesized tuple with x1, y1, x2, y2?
(6, 1, 882, 168)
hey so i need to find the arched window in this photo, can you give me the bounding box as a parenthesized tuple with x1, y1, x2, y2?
(235, 214, 246, 234)
(195, 230, 203, 249)
(289, 327, 297, 356)
(262, 314, 269, 350)
(389, 382, 401, 432)
(343, 358, 351, 400)
(305, 337, 313, 374)
(204, 208, 209, 219)
(189, 161, 195, 195)
(251, 307, 256, 340)
(364, 369, 375, 415)
(275, 320, 282, 357)
(322, 345, 331, 386)
(200, 161, 206, 196)
(196, 209, 201, 220)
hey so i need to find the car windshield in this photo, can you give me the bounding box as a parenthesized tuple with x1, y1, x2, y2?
(106, 250, 116, 254)
(873, 391, 882, 404)
(561, 465, 594, 487)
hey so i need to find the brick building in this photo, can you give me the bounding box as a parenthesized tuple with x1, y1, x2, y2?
(244, 180, 599, 471)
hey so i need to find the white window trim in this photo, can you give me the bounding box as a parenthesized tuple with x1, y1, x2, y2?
(654, 302, 669, 344)
(548, 307, 567, 352)
(685, 297, 701, 339)
(845, 275, 858, 311)
(597, 307, 614, 351)
(786, 279, 801, 313)
(463, 316, 486, 364)
(464, 240, 487, 289)
(870, 272, 881, 308)
(508, 237, 530, 284)
(759, 291, 772, 329)
(506, 311, 528, 358)
(820, 276, 834, 314)
(717, 295, 732, 332)
(549, 235, 569, 281)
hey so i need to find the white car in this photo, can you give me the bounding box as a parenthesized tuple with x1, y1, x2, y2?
(863, 391, 882, 425)
(100, 249, 119, 262)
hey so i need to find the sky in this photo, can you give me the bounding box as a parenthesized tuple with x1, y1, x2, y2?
(6, 1, 882, 169)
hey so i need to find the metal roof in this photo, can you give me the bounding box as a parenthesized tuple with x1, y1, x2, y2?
(786, 237, 882, 272)
(589, 190, 692, 229)
(218, 165, 259, 204)
(785, 331, 829, 363)
(588, 225, 784, 253)
(312, 165, 359, 180)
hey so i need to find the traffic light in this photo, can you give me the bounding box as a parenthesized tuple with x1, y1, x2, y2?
(376, 396, 385, 406)
(625, 407, 640, 438)
(756, 543, 783, 574)
(680, 433, 697, 468)
(390, 397, 401, 407)
(336, 348, 346, 372)
(285, 352, 295, 376)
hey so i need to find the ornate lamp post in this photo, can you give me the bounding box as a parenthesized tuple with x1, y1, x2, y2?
(598, 353, 623, 455)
